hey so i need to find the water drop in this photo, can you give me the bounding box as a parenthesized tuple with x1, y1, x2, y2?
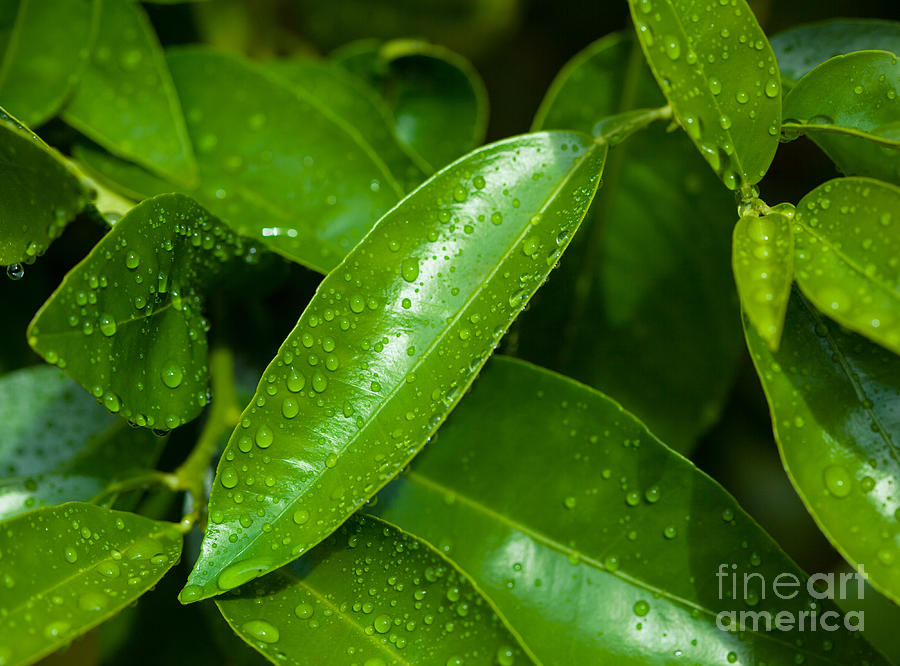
(241, 619, 279, 644)
(401, 258, 419, 282)
(6, 264, 24, 280)
(823, 465, 852, 498)
(161, 362, 183, 389)
(99, 314, 117, 337)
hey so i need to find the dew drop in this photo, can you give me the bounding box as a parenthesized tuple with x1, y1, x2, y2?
(241, 619, 279, 644)
(161, 362, 183, 389)
(823, 465, 852, 498)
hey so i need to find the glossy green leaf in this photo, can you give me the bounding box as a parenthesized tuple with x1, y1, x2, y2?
(0, 365, 162, 520)
(216, 515, 528, 666)
(0, 502, 183, 666)
(745, 289, 900, 605)
(62, 0, 197, 185)
(520, 33, 741, 451)
(732, 211, 794, 350)
(783, 51, 899, 146)
(75, 47, 405, 274)
(181, 131, 608, 603)
(372, 356, 886, 665)
(334, 38, 489, 170)
(793, 177, 900, 355)
(28, 193, 258, 430)
(770, 18, 900, 86)
(263, 57, 429, 191)
(0, 108, 90, 266)
(0, 0, 98, 127)
(627, 0, 781, 190)
(782, 51, 900, 186)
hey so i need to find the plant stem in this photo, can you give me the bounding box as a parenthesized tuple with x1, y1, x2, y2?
(173, 346, 241, 532)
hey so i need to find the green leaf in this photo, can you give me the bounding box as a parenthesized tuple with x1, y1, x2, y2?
(793, 177, 900, 355)
(745, 288, 900, 605)
(0, 108, 90, 266)
(75, 47, 406, 274)
(0, 365, 162, 520)
(770, 18, 900, 86)
(263, 57, 429, 191)
(0, 502, 182, 666)
(180, 131, 608, 603)
(334, 38, 489, 170)
(216, 515, 528, 666)
(61, 0, 197, 185)
(371, 356, 886, 665)
(732, 211, 794, 350)
(782, 51, 900, 186)
(0, 0, 98, 127)
(520, 33, 742, 451)
(627, 0, 781, 190)
(783, 51, 899, 146)
(73, 141, 177, 201)
(28, 193, 258, 430)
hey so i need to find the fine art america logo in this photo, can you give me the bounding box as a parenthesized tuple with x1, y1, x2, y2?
(715, 563, 867, 632)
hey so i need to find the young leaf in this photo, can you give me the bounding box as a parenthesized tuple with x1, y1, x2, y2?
(732, 211, 794, 350)
(263, 58, 429, 191)
(626, 0, 781, 190)
(793, 177, 900, 355)
(0, 365, 162, 520)
(521, 33, 742, 451)
(0, 502, 182, 666)
(61, 0, 197, 185)
(770, 18, 900, 86)
(181, 131, 608, 603)
(334, 38, 489, 170)
(745, 289, 900, 605)
(28, 194, 259, 431)
(0, 108, 90, 266)
(372, 356, 886, 665)
(0, 0, 98, 127)
(215, 515, 528, 665)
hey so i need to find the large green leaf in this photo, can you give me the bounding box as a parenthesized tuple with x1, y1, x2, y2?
(371, 356, 886, 665)
(28, 194, 258, 430)
(263, 57, 428, 192)
(62, 0, 197, 185)
(793, 177, 900, 355)
(334, 38, 489, 171)
(0, 0, 98, 127)
(180, 131, 608, 603)
(786, 52, 899, 185)
(521, 33, 741, 451)
(732, 210, 794, 350)
(626, 0, 781, 190)
(770, 18, 900, 86)
(0, 502, 182, 666)
(216, 515, 528, 666)
(71, 47, 404, 274)
(0, 108, 89, 266)
(0, 365, 162, 521)
(745, 289, 900, 605)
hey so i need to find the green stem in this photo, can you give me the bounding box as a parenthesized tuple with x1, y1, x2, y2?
(173, 346, 241, 531)
(90, 470, 180, 507)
